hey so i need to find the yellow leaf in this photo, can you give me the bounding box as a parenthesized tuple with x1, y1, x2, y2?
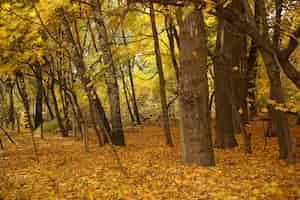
(238, 108, 243, 114)
(261, 107, 268, 113)
(232, 66, 239, 71)
(192, 51, 197, 57)
(2, 3, 11, 10)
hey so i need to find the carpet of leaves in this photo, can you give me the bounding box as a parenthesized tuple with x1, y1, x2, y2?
(1, 120, 300, 200)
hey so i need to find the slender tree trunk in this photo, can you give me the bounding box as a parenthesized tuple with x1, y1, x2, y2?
(7, 79, 15, 130)
(16, 113, 20, 134)
(244, 1, 259, 121)
(34, 64, 44, 130)
(69, 88, 89, 151)
(15, 71, 38, 161)
(90, 0, 125, 146)
(92, 90, 111, 143)
(57, 70, 67, 130)
(121, 30, 141, 125)
(43, 86, 54, 120)
(66, 91, 81, 135)
(128, 60, 141, 124)
(268, 0, 283, 137)
(178, 7, 215, 166)
(50, 78, 67, 137)
(57, 8, 112, 147)
(88, 97, 104, 147)
(247, 41, 258, 120)
(0, 138, 3, 150)
(150, 2, 173, 146)
(228, 76, 252, 153)
(165, 15, 179, 82)
(68, 89, 85, 140)
(120, 67, 135, 123)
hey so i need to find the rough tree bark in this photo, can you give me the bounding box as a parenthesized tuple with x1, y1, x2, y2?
(15, 71, 38, 160)
(178, 6, 215, 166)
(214, 2, 240, 148)
(58, 8, 112, 148)
(149, 2, 173, 146)
(90, 0, 125, 146)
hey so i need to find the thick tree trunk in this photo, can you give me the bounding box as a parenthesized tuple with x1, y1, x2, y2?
(150, 2, 173, 146)
(214, 16, 238, 149)
(215, 0, 296, 164)
(214, 60, 238, 148)
(258, 0, 294, 164)
(264, 58, 294, 163)
(91, 0, 125, 146)
(178, 8, 215, 166)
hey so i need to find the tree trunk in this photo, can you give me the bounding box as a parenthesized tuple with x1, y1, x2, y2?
(247, 41, 258, 120)
(165, 15, 179, 82)
(15, 71, 38, 160)
(178, 7, 215, 166)
(67, 90, 84, 138)
(121, 30, 141, 125)
(88, 97, 104, 147)
(128, 59, 141, 124)
(57, 7, 112, 146)
(264, 58, 294, 163)
(91, 0, 125, 146)
(0, 138, 3, 150)
(92, 90, 111, 144)
(214, 16, 238, 148)
(215, 0, 296, 165)
(7, 79, 15, 130)
(43, 86, 54, 120)
(120, 67, 135, 123)
(50, 78, 67, 137)
(150, 2, 173, 146)
(33, 64, 44, 130)
(257, 0, 294, 164)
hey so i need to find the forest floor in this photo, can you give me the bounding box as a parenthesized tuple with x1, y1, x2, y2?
(1, 119, 300, 200)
